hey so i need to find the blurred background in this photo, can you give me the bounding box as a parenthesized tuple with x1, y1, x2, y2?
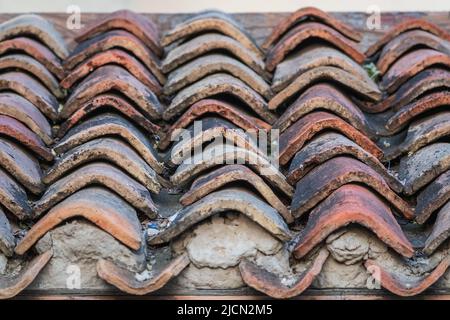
(1, 0, 450, 13)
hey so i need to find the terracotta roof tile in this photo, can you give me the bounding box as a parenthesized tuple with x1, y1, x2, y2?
(0, 206, 15, 256)
(0, 166, 32, 220)
(262, 7, 362, 50)
(424, 202, 450, 255)
(75, 10, 162, 57)
(162, 11, 262, 57)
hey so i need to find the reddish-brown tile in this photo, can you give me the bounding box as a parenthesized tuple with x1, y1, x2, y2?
(416, 170, 450, 224)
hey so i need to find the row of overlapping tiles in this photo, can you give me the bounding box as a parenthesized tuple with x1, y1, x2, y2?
(0, 8, 449, 299)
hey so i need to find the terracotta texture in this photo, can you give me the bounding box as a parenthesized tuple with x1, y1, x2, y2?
(148, 188, 293, 245)
(180, 165, 293, 223)
(33, 162, 158, 218)
(272, 45, 372, 93)
(60, 49, 162, 96)
(287, 133, 402, 193)
(399, 143, 450, 196)
(75, 10, 162, 57)
(0, 167, 32, 220)
(239, 248, 329, 299)
(96, 253, 190, 295)
(291, 157, 414, 219)
(0, 71, 59, 122)
(415, 170, 450, 224)
(362, 68, 450, 114)
(269, 66, 381, 110)
(0, 138, 44, 195)
(43, 138, 162, 193)
(0, 92, 52, 145)
(171, 144, 294, 197)
(0, 207, 15, 256)
(365, 18, 450, 57)
(53, 113, 164, 174)
(161, 11, 262, 57)
(0, 54, 64, 98)
(0, 14, 68, 59)
(424, 202, 450, 255)
(0, 115, 53, 161)
(164, 54, 272, 99)
(381, 49, 450, 94)
(0, 37, 64, 79)
(293, 184, 414, 259)
(265, 22, 365, 72)
(15, 187, 142, 255)
(364, 258, 450, 297)
(0, 251, 52, 300)
(278, 111, 382, 166)
(162, 33, 267, 78)
(273, 83, 370, 134)
(61, 65, 162, 121)
(377, 30, 450, 75)
(164, 73, 277, 123)
(65, 30, 165, 84)
(57, 94, 161, 138)
(159, 99, 270, 151)
(262, 7, 362, 50)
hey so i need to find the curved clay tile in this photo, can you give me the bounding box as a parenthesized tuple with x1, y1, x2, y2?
(0, 54, 64, 98)
(385, 91, 450, 134)
(65, 30, 165, 84)
(383, 111, 450, 161)
(33, 162, 158, 218)
(167, 117, 264, 166)
(365, 18, 450, 57)
(0, 14, 68, 59)
(15, 187, 142, 255)
(0, 207, 15, 256)
(381, 49, 450, 94)
(239, 248, 329, 299)
(164, 54, 272, 99)
(161, 11, 262, 57)
(291, 156, 414, 219)
(273, 84, 370, 134)
(61, 65, 162, 121)
(0, 250, 52, 300)
(262, 7, 362, 50)
(0, 93, 52, 145)
(377, 30, 450, 75)
(272, 45, 372, 93)
(269, 66, 381, 110)
(180, 165, 293, 223)
(75, 10, 161, 57)
(43, 138, 161, 193)
(287, 133, 402, 193)
(149, 188, 292, 245)
(161, 33, 267, 78)
(171, 144, 294, 197)
(57, 94, 161, 139)
(399, 143, 450, 196)
(96, 253, 190, 295)
(293, 184, 414, 259)
(0, 71, 59, 122)
(364, 258, 450, 297)
(278, 111, 382, 166)
(53, 113, 164, 174)
(0, 116, 53, 161)
(424, 202, 450, 255)
(0, 138, 44, 195)
(0, 167, 32, 220)
(362, 68, 450, 114)
(415, 170, 450, 224)
(0, 37, 64, 79)
(159, 99, 270, 151)
(163, 73, 277, 124)
(265, 22, 365, 72)
(60, 49, 162, 96)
